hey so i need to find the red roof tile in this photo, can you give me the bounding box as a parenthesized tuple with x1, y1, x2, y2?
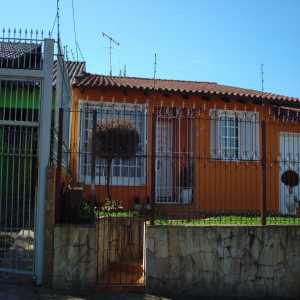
(74, 73, 300, 107)
(53, 60, 86, 86)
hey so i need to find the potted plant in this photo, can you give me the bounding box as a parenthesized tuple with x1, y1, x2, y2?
(180, 163, 193, 204)
(281, 169, 300, 214)
(144, 196, 152, 210)
(133, 195, 142, 211)
(89, 119, 140, 206)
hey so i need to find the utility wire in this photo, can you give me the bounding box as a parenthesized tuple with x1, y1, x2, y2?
(76, 41, 85, 62)
(71, 0, 79, 61)
(50, 14, 57, 37)
(57, 0, 60, 42)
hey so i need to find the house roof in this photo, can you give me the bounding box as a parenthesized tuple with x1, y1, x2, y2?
(0, 42, 41, 59)
(53, 60, 86, 86)
(74, 73, 300, 107)
(0, 42, 85, 86)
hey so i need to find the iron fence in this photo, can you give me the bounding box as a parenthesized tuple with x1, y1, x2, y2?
(0, 29, 45, 70)
(0, 29, 54, 279)
(56, 104, 300, 225)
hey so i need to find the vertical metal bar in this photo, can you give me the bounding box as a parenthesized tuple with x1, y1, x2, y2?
(55, 43, 63, 130)
(91, 109, 97, 209)
(261, 120, 267, 225)
(35, 38, 54, 285)
(55, 108, 64, 223)
(150, 111, 157, 225)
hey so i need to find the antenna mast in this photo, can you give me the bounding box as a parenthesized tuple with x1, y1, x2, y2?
(261, 64, 264, 92)
(102, 32, 120, 76)
(153, 53, 157, 90)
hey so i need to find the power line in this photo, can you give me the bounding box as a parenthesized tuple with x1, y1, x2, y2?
(71, 0, 79, 61)
(76, 41, 85, 62)
(50, 14, 57, 37)
(57, 0, 60, 42)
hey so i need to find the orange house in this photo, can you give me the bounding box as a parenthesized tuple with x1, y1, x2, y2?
(69, 73, 300, 216)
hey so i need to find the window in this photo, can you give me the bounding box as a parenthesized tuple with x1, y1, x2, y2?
(219, 113, 239, 159)
(78, 101, 147, 185)
(210, 109, 259, 160)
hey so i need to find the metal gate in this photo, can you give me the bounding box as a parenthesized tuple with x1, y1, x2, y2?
(97, 216, 145, 288)
(0, 31, 54, 282)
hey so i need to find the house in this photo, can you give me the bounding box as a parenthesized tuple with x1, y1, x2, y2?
(69, 73, 300, 216)
(0, 41, 85, 225)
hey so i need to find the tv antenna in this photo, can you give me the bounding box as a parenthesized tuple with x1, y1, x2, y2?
(261, 64, 264, 92)
(153, 53, 157, 90)
(102, 32, 120, 76)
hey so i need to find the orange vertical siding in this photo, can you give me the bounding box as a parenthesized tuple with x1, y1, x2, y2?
(69, 86, 300, 213)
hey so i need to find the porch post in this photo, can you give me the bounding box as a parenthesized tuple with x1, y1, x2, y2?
(35, 38, 54, 285)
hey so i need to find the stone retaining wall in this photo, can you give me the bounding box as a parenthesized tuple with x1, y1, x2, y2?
(52, 224, 97, 290)
(145, 225, 300, 298)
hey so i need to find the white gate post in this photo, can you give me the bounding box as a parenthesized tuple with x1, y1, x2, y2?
(35, 38, 54, 285)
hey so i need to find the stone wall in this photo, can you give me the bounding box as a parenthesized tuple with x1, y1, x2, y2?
(52, 224, 97, 290)
(145, 226, 300, 298)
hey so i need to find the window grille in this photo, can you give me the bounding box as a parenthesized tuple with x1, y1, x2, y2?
(78, 101, 147, 186)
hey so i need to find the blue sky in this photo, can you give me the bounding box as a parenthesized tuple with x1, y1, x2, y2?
(1, 0, 300, 97)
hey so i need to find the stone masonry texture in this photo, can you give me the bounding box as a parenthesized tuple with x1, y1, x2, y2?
(145, 225, 300, 298)
(52, 224, 97, 291)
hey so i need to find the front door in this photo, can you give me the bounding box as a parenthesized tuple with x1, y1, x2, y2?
(279, 133, 300, 214)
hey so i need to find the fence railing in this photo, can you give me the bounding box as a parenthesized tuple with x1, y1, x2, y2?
(0, 28, 54, 282)
(55, 105, 300, 225)
(0, 29, 45, 70)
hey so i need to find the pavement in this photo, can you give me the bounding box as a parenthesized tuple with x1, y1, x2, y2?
(1, 280, 296, 300)
(0, 282, 170, 300)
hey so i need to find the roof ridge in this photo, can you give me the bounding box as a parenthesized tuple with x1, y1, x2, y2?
(76, 72, 217, 85)
(73, 72, 300, 102)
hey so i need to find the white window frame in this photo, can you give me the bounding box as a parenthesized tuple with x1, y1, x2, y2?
(219, 111, 240, 160)
(77, 100, 147, 186)
(210, 109, 259, 161)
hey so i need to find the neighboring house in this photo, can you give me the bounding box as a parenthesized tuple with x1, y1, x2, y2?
(68, 74, 300, 215)
(0, 41, 85, 127)
(0, 41, 85, 222)
(53, 60, 86, 89)
(0, 42, 86, 109)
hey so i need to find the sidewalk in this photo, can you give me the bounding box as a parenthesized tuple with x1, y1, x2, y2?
(0, 282, 170, 300)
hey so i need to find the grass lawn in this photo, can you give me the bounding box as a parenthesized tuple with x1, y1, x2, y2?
(96, 210, 300, 225)
(154, 215, 300, 225)
(97, 210, 141, 218)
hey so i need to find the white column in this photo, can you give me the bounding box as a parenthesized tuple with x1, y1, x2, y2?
(35, 38, 54, 285)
